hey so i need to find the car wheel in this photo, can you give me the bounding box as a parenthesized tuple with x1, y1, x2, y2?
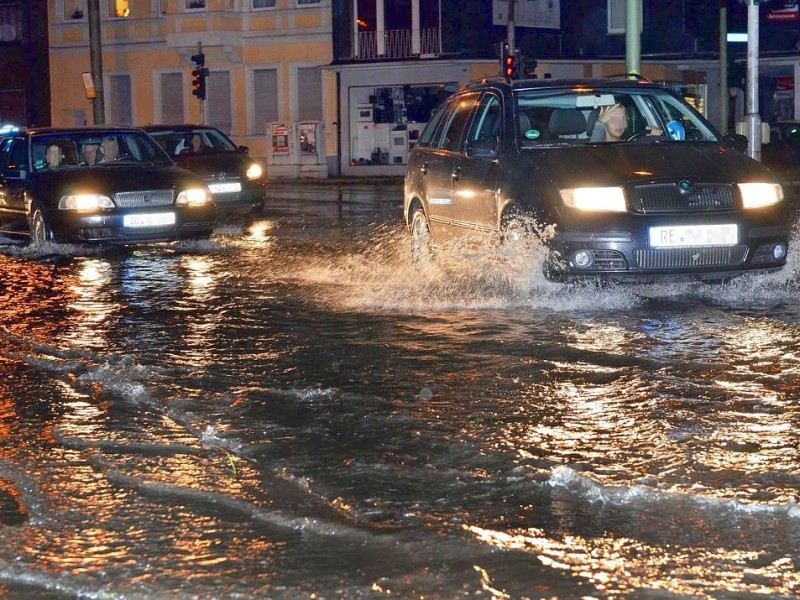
(410, 207, 433, 265)
(30, 203, 54, 247)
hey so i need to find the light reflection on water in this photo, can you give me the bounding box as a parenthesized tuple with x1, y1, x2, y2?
(0, 207, 799, 597)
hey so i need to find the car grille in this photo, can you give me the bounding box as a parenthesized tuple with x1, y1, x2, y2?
(629, 183, 735, 213)
(114, 190, 174, 208)
(635, 245, 748, 269)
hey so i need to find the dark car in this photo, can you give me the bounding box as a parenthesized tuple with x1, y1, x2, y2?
(141, 125, 265, 213)
(761, 121, 800, 198)
(0, 126, 215, 246)
(404, 77, 790, 282)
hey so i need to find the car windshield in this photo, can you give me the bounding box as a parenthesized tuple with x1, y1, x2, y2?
(147, 128, 238, 157)
(514, 86, 719, 147)
(31, 131, 173, 171)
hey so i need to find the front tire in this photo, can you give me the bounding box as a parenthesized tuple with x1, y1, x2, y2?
(410, 207, 433, 266)
(30, 203, 54, 247)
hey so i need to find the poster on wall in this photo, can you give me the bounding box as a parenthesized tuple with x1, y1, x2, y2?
(271, 123, 289, 155)
(492, 0, 560, 30)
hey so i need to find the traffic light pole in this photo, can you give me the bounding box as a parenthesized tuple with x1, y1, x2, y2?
(744, 0, 761, 160)
(88, 0, 105, 124)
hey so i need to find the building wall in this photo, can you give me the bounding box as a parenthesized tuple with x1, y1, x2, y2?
(48, 0, 333, 165)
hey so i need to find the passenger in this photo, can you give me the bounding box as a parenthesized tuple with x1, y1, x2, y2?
(45, 144, 62, 168)
(592, 104, 628, 142)
(590, 103, 664, 142)
(189, 133, 206, 153)
(100, 137, 119, 162)
(82, 143, 100, 165)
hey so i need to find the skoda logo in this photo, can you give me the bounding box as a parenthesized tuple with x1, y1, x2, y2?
(678, 180, 693, 194)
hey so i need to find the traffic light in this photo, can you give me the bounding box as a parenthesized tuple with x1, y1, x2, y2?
(504, 53, 517, 79)
(191, 52, 207, 100)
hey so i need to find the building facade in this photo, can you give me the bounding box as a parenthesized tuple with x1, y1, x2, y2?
(48, 0, 333, 176)
(45, 0, 800, 178)
(1, 0, 51, 128)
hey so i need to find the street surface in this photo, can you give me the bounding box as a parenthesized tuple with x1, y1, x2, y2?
(0, 180, 799, 598)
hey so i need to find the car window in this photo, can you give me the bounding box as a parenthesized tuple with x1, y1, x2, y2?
(30, 131, 173, 171)
(467, 93, 502, 144)
(515, 86, 719, 145)
(417, 98, 453, 148)
(435, 94, 479, 152)
(0, 137, 12, 169)
(7, 138, 27, 170)
(148, 128, 237, 157)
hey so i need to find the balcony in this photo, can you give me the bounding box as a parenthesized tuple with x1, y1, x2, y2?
(356, 27, 440, 60)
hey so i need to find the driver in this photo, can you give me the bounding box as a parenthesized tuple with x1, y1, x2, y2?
(594, 104, 628, 142)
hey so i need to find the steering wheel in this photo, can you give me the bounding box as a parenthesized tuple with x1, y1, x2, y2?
(626, 130, 647, 142)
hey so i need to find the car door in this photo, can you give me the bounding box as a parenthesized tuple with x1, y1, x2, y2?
(451, 91, 503, 236)
(0, 136, 29, 233)
(420, 93, 479, 240)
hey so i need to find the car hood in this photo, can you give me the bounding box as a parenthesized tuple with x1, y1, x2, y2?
(32, 164, 204, 195)
(529, 143, 775, 188)
(173, 153, 251, 178)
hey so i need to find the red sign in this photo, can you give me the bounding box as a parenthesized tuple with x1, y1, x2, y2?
(766, 6, 799, 21)
(776, 76, 795, 91)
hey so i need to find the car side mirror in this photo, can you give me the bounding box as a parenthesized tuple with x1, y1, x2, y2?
(238, 145, 249, 154)
(723, 133, 748, 154)
(465, 139, 499, 159)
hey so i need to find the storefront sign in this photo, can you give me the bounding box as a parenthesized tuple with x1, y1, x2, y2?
(492, 0, 560, 30)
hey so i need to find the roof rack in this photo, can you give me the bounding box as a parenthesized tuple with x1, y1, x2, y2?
(604, 73, 653, 82)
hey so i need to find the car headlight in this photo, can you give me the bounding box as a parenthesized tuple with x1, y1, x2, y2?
(59, 194, 114, 211)
(246, 163, 263, 180)
(559, 187, 627, 212)
(175, 187, 210, 206)
(738, 183, 784, 209)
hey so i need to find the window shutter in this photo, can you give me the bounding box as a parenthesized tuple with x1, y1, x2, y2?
(108, 74, 132, 126)
(160, 72, 184, 123)
(206, 71, 232, 134)
(252, 68, 278, 134)
(296, 66, 322, 122)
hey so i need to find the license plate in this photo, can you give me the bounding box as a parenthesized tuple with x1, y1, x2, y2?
(649, 224, 738, 248)
(123, 212, 176, 228)
(207, 182, 242, 194)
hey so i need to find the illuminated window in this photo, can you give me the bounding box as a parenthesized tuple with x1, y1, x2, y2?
(110, 0, 129, 18)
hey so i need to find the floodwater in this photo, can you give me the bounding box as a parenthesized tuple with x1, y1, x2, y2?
(0, 181, 799, 599)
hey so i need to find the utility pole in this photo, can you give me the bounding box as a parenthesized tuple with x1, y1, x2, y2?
(745, 0, 761, 160)
(87, 0, 105, 124)
(719, 0, 728, 133)
(625, 0, 641, 76)
(506, 0, 516, 56)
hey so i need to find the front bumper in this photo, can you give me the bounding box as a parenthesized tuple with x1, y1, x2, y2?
(546, 223, 791, 282)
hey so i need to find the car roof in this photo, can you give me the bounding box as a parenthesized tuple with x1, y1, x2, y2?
(19, 126, 147, 136)
(460, 76, 670, 94)
(140, 124, 221, 132)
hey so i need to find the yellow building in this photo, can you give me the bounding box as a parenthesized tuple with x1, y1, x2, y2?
(48, 0, 334, 176)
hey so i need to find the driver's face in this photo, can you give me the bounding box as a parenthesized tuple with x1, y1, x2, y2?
(606, 113, 627, 139)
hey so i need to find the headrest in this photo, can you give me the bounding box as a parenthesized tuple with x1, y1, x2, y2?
(549, 108, 587, 136)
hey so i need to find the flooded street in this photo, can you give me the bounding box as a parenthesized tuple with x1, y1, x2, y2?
(1, 181, 800, 598)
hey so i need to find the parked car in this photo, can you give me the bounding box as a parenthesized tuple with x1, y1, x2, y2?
(0, 126, 216, 246)
(141, 125, 266, 214)
(404, 77, 790, 282)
